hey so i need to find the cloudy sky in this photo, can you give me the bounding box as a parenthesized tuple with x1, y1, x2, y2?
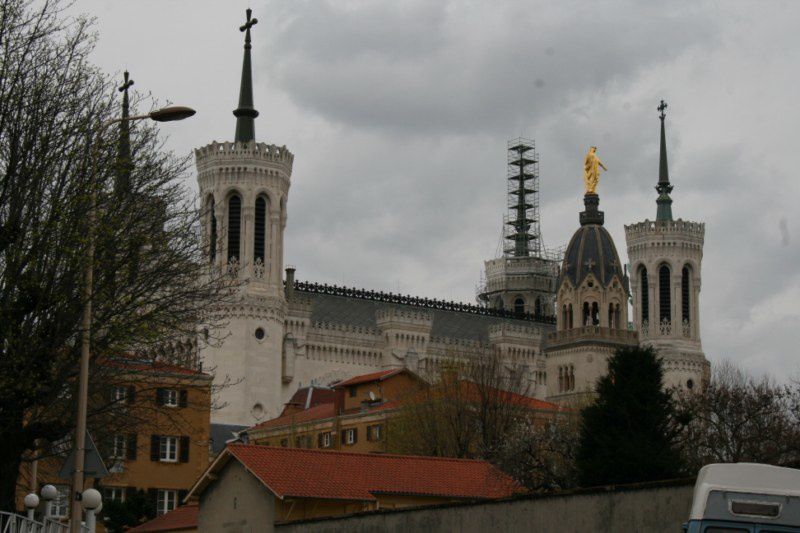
(74, 0, 800, 379)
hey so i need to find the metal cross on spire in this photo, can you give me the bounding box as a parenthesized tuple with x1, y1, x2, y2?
(116, 71, 135, 194)
(234, 8, 260, 143)
(656, 99, 673, 222)
(240, 8, 258, 48)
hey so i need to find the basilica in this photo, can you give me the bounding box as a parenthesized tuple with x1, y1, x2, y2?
(198, 14, 710, 427)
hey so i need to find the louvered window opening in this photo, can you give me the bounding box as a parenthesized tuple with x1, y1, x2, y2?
(640, 267, 649, 323)
(682, 266, 690, 323)
(228, 195, 241, 262)
(659, 265, 671, 321)
(254, 196, 266, 263)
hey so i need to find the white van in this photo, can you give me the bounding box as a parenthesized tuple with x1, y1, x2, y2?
(684, 463, 800, 532)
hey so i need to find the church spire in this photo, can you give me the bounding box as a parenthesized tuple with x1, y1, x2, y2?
(655, 99, 674, 222)
(233, 8, 259, 143)
(116, 70, 134, 194)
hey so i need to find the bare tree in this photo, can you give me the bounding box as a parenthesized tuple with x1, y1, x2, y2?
(0, 0, 229, 509)
(674, 361, 800, 472)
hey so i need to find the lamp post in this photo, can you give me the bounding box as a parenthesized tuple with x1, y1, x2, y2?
(69, 105, 195, 533)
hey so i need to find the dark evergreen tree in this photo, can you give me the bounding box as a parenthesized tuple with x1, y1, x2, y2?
(577, 345, 683, 486)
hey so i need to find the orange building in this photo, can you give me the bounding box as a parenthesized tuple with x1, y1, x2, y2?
(18, 359, 212, 525)
(244, 368, 423, 453)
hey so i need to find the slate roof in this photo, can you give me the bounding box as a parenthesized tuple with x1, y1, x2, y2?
(210, 423, 248, 454)
(191, 444, 524, 502)
(128, 504, 197, 532)
(303, 291, 550, 343)
(561, 224, 626, 290)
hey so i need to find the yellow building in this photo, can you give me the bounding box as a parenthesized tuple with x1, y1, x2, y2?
(18, 359, 212, 525)
(245, 369, 422, 453)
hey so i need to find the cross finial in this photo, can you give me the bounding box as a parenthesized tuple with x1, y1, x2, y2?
(658, 99, 668, 121)
(240, 8, 258, 47)
(118, 70, 134, 94)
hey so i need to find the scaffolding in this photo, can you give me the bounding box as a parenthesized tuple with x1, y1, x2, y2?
(504, 138, 541, 257)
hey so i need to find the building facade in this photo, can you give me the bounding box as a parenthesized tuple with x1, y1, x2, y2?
(197, 11, 709, 426)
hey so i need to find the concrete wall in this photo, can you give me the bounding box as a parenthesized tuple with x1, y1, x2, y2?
(199, 461, 274, 533)
(276, 480, 694, 533)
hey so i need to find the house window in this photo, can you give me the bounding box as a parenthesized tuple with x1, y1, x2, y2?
(280, 438, 288, 447)
(368, 425, 383, 442)
(348, 386, 357, 398)
(164, 389, 178, 407)
(157, 489, 177, 515)
(104, 487, 126, 503)
(160, 436, 178, 462)
(111, 434, 126, 459)
(320, 432, 332, 448)
(52, 485, 70, 517)
(113, 386, 127, 402)
(344, 428, 357, 445)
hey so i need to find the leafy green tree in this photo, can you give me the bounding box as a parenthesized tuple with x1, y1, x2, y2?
(577, 346, 683, 487)
(101, 489, 155, 533)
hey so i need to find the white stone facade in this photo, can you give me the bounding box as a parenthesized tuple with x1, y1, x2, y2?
(624, 219, 710, 391)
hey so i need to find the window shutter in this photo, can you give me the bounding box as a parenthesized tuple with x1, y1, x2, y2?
(317, 433, 324, 448)
(127, 434, 138, 461)
(178, 490, 188, 506)
(155, 388, 165, 406)
(353, 427, 358, 443)
(147, 488, 158, 518)
(127, 385, 136, 404)
(179, 436, 190, 463)
(179, 389, 188, 408)
(125, 487, 136, 502)
(366, 426, 372, 442)
(150, 435, 160, 461)
(341, 430, 346, 445)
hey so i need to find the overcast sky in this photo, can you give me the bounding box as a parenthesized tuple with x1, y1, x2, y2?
(73, 0, 800, 379)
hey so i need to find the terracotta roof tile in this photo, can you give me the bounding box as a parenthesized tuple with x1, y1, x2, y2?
(249, 403, 336, 431)
(335, 369, 401, 387)
(128, 504, 197, 532)
(226, 444, 523, 501)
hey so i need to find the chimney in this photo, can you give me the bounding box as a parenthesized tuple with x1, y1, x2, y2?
(285, 266, 296, 299)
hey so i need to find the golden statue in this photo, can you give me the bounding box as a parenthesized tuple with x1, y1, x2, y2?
(583, 146, 608, 195)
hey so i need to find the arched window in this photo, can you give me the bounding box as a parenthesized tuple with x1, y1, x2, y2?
(608, 303, 614, 329)
(615, 303, 621, 330)
(659, 264, 671, 321)
(582, 302, 590, 326)
(561, 305, 567, 329)
(535, 298, 542, 317)
(640, 267, 649, 323)
(591, 302, 599, 325)
(514, 297, 525, 316)
(682, 265, 691, 324)
(254, 196, 267, 264)
(227, 194, 241, 262)
(208, 196, 216, 264)
(568, 304, 573, 329)
(558, 367, 563, 392)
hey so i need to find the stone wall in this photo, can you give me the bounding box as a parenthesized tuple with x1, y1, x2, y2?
(275, 479, 694, 533)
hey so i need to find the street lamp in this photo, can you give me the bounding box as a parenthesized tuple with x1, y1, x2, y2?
(69, 105, 195, 533)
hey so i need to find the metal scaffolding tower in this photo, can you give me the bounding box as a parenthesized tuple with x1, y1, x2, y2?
(504, 138, 541, 257)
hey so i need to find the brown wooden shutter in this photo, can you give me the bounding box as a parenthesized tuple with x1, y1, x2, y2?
(178, 490, 188, 506)
(178, 390, 188, 408)
(353, 427, 358, 443)
(317, 433, 324, 448)
(125, 487, 136, 502)
(179, 436, 190, 463)
(150, 435, 160, 461)
(155, 388, 165, 406)
(341, 430, 346, 445)
(127, 385, 136, 404)
(127, 434, 138, 461)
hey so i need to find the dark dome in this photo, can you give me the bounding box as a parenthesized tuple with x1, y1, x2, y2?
(559, 194, 628, 291)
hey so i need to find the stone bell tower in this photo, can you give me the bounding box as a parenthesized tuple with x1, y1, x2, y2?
(196, 9, 293, 425)
(624, 101, 709, 392)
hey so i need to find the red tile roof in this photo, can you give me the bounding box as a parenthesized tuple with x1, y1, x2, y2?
(249, 402, 336, 431)
(217, 444, 523, 501)
(334, 368, 403, 387)
(127, 504, 198, 532)
(281, 386, 337, 413)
